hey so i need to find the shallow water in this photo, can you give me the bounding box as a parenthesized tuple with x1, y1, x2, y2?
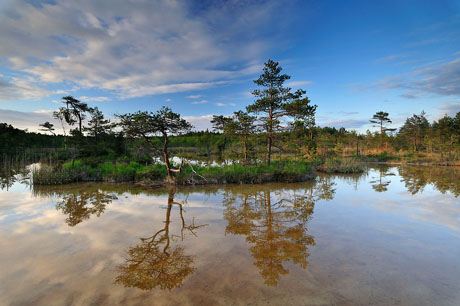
(0, 165, 459, 305)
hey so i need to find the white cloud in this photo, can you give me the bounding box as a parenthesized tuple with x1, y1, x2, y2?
(0, 0, 293, 99)
(357, 57, 460, 99)
(186, 95, 203, 99)
(216, 102, 236, 107)
(54, 90, 70, 95)
(0, 77, 50, 101)
(316, 117, 370, 129)
(191, 100, 208, 104)
(165, 98, 172, 102)
(436, 101, 460, 118)
(33, 110, 54, 115)
(0, 108, 61, 132)
(285, 81, 313, 87)
(375, 53, 412, 63)
(79, 96, 111, 102)
(182, 114, 215, 131)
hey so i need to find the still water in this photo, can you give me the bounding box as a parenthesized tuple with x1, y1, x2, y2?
(0, 165, 459, 305)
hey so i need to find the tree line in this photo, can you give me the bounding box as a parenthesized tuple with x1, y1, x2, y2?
(1, 59, 459, 168)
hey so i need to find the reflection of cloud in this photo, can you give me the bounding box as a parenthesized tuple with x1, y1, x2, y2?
(331, 167, 460, 231)
(1, 177, 460, 304)
(0, 187, 227, 305)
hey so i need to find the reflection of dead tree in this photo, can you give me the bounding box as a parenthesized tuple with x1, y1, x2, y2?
(115, 188, 207, 290)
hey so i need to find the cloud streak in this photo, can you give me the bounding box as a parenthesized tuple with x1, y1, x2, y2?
(355, 57, 460, 99)
(0, 108, 61, 132)
(0, 77, 50, 101)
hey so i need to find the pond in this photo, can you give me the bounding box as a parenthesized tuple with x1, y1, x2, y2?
(0, 165, 459, 305)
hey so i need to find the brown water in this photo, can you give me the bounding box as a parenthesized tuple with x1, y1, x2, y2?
(0, 165, 459, 305)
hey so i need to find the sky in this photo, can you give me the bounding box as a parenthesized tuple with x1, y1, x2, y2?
(0, 0, 459, 133)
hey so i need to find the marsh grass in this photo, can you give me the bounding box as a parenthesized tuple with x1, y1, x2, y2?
(319, 157, 365, 174)
(32, 160, 314, 185)
(33, 161, 144, 185)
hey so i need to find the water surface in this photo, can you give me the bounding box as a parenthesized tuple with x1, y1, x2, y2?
(0, 165, 459, 305)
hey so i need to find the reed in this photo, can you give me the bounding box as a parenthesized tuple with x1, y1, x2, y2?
(319, 157, 365, 174)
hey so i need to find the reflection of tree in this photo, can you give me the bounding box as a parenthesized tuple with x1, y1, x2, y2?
(0, 164, 30, 190)
(115, 188, 206, 290)
(223, 181, 335, 286)
(55, 189, 117, 226)
(0, 168, 17, 190)
(399, 166, 460, 197)
(315, 176, 336, 200)
(369, 166, 395, 193)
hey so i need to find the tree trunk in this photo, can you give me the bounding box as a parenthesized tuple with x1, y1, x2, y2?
(356, 135, 359, 157)
(380, 120, 383, 150)
(267, 108, 273, 166)
(162, 133, 173, 178)
(266, 84, 274, 166)
(243, 137, 248, 165)
(77, 113, 82, 133)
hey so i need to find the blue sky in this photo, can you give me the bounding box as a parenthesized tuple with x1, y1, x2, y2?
(0, 0, 459, 132)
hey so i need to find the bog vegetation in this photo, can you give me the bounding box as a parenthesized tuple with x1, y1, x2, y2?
(1, 59, 459, 185)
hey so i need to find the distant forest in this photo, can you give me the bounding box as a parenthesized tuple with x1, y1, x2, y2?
(1, 109, 459, 163)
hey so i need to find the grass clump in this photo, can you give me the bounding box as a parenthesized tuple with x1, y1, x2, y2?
(33, 164, 85, 185)
(318, 157, 365, 174)
(33, 160, 145, 184)
(135, 163, 168, 182)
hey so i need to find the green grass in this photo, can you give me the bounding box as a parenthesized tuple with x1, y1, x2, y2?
(32, 160, 314, 185)
(33, 161, 144, 185)
(318, 157, 365, 174)
(174, 161, 313, 185)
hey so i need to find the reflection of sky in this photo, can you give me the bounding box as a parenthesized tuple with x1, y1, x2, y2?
(327, 167, 460, 231)
(0, 168, 460, 305)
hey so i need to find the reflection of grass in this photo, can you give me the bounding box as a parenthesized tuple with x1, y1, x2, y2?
(359, 152, 460, 166)
(318, 157, 365, 174)
(33, 160, 315, 185)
